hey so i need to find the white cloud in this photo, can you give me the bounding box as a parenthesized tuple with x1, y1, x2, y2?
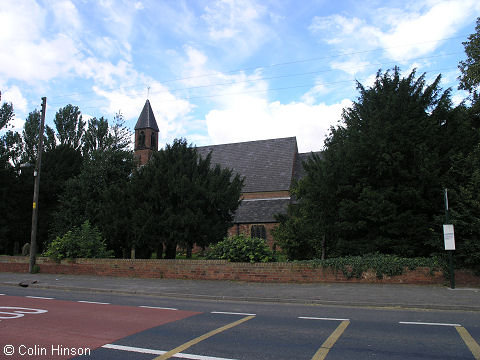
(0, 1, 80, 83)
(310, 0, 480, 65)
(203, 0, 265, 39)
(380, 0, 479, 60)
(93, 80, 193, 145)
(201, 0, 272, 56)
(52, 0, 81, 33)
(205, 94, 351, 152)
(0, 85, 29, 130)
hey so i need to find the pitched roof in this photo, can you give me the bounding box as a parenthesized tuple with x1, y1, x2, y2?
(135, 99, 159, 131)
(197, 137, 298, 193)
(234, 198, 291, 223)
(293, 151, 323, 181)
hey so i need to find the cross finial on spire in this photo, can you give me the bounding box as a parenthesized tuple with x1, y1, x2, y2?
(147, 86, 150, 99)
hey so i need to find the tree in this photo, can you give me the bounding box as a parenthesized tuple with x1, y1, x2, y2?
(83, 117, 110, 154)
(0, 101, 18, 254)
(278, 68, 458, 259)
(51, 147, 135, 254)
(22, 110, 55, 166)
(82, 112, 132, 156)
(458, 17, 480, 96)
(54, 104, 85, 150)
(446, 144, 480, 273)
(130, 139, 243, 259)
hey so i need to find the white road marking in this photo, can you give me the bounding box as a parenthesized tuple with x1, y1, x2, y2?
(0, 294, 5, 296)
(299, 317, 350, 321)
(0, 307, 48, 320)
(211, 311, 256, 316)
(25, 296, 54, 300)
(140, 305, 178, 310)
(77, 301, 110, 305)
(102, 344, 238, 360)
(399, 321, 461, 327)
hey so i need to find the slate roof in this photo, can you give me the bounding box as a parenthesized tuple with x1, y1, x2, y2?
(197, 137, 298, 193)
(135, 99, 159, 131)
(293, 151, 323, 181)
(234, 198, 291, 223)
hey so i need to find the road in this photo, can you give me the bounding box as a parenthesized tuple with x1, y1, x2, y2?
(0, 285, 479, 360)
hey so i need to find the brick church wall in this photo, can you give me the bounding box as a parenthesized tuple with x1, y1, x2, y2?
(228, 223, 278, 249)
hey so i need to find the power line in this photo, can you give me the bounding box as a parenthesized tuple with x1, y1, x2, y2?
(48, 51, 463, 108)
(48, 35, 466, 103)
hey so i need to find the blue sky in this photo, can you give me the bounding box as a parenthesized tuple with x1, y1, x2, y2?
(1, 0, 478, 152)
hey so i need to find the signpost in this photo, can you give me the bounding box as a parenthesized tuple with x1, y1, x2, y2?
(443, 189, 455, 289)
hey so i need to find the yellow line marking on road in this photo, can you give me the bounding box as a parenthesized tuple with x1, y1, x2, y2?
(456, 326, 480, 360)
(153, 315, 255, 360)
(311, 320, 350, 360)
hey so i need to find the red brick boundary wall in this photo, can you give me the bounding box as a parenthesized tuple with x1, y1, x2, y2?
(1, 256, 479, 285)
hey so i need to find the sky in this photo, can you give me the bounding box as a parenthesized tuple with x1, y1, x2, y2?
(0, 0, 478, 153)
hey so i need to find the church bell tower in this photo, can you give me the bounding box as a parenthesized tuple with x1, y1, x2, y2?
(134, 99, 159, 166)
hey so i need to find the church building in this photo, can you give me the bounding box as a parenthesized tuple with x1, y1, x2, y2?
(134, 100, 314, 248)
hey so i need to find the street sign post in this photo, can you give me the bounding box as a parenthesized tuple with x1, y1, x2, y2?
(444, 189, 455, 289)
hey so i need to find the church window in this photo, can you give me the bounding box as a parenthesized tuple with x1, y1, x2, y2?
(250, 225, 266, 240)
(151, 132, 156, 149)
(139, 131, 145, 148)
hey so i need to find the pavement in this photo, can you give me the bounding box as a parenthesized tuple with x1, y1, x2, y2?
(0, 272, 479, 311)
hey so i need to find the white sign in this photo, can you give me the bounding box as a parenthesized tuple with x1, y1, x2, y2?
(443, 224, 455, 250)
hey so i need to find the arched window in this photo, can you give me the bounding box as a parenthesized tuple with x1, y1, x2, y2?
(151, 132, 156, 149)
(250, 225, 266, 240)
(139, 131, 145, 148)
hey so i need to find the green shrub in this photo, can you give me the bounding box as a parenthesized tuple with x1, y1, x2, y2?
(300, 253, 445, 279)
(43, 220, 113, 261)
(206, 234, 275, 263)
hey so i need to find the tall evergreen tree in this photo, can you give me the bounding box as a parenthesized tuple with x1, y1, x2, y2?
(277, 68, 456, 258)
(130, 139, 243, 259)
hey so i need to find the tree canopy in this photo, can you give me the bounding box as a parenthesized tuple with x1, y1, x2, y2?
(275, 67, 480, 262)
(130, 138, 243, 259)
(459, 17, 480, 96)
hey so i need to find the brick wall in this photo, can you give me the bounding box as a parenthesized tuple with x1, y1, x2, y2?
(241, 191, 290, 199)
(1, 256, 479, 285)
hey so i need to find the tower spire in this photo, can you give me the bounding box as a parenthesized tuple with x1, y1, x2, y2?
(134, 99, 159, 166)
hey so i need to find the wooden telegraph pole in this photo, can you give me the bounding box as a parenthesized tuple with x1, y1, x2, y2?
(29, 97, 47, 273)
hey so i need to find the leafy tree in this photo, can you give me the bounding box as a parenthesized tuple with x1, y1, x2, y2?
(0, 101, 17, 253)
(83, 117, 110, 154)
(130, 138, 243, 259)
(54, 104, 85, 150)
(458, 17, 480, 96)
(21, 110, 55, 166)
(110, 111, 131, 151)
(36, 144, 83, 252)
(51, 148, 135, 253)
(43, 220, 113, 261)
(278, 68, 458, 259)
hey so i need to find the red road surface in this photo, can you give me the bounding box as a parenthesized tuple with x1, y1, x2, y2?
(0, 295, 199, 359)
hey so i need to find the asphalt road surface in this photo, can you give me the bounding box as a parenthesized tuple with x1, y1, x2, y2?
(0, 285, 479, 360)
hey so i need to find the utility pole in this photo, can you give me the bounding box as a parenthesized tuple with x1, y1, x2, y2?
(29, 97, 46, 273)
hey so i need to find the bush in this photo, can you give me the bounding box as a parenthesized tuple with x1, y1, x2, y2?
(300, 254, 445, 279)
(43, 220, 113, 261)
(206, 234, 274, 263)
